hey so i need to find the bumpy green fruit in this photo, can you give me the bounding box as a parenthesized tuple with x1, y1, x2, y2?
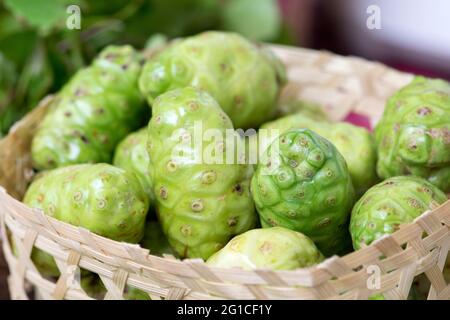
(326, 123, 379, 197)
(251, 129, 355, 256)
(207, 227, 324, 270)
(139, 31, 286, 129)
(23, 164, 148, 277)
(140, 221, 175, 257)
(32, 45, 146, 170)
(375, 76, 450, 192)
(24, 163, 148, 243)
(260, 114, 378, 197)
(350, 176, 447, 250)
(147, 87, 256, 259)
(113, 128, 154, 203)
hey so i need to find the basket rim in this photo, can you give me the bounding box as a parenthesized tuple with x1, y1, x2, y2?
(1, 185, 450, 299)
(2, 185, 450, 269)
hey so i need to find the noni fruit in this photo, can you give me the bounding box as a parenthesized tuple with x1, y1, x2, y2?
(375, 76, 450, 192)
(23, 163, 149, 243)
(251, 129, 355, 256)
(147, 87, 256, 260)
(31, 45, 146, 170)
(350, 176, 447, 250)
(206, 227, 324, 270)
(259, 113, 378, 197)
(113, 128, 154, 203)
(139, 31, 286, 129)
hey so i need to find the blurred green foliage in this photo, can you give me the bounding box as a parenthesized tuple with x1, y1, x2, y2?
(0, 0, 293, 137)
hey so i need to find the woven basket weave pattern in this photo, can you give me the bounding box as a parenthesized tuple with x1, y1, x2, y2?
(0, 45, 449, 300)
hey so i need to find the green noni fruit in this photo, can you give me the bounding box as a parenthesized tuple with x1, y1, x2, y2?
(147, 87, 256, 260)
(350, 176, 447, 250)
(375, 76, 450, 192)
(113, 128, 154, 203)
(350, 175, 447, 300)
(139, 31, 286, 129)
(251, 129, 355, 256)
(24, 163, 148, 243)
(259, 113, 378, 197)
(207, 227, 324, 270)
(23, 163, 149, 277)
(31, 45, 146, 170)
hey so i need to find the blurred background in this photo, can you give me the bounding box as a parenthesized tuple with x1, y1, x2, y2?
(0, 0, 450, 299)
(1, 0, 450, 138)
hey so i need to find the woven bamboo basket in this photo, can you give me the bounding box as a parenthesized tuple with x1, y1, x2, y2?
(0, 45, 449, 300)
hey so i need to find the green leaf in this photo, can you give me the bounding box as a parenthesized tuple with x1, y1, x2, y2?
(0, 12, 24, 39)
(0, 52, 17, 90)
(0, 31, 38, 68)
(222, 0, 281, 41)
(124, 0, 220, 42)
(0, 52, 17, 113)
(15, 42, 53, 110)
(0, 41, 53, 135)
(4, 0, 79, 32)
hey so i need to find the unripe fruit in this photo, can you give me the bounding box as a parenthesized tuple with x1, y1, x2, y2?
(147, 87, 256, 260)
(139, 31, 286, 129)
(350, 176, 447, 250)
(251, 129, 355, 256)
(207, 227, 324, 270)
(375, 76, 450, 192)
(32, 46, 146, 170)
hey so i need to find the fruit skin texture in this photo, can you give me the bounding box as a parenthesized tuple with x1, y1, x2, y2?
(113, 128, 154, 203)
(140, 221, 175, 257)
(139, 31, 286, 129)
(260, 113, 378, 197)
(206, 227, 324, 270)
(147, 87, 256, 260)
(349, 176, 447, 250)
(23, 163, 149, 243)
(31, 45, 146, 170)
(375, 76, 450, 192)
(251, 129, 355, 256)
